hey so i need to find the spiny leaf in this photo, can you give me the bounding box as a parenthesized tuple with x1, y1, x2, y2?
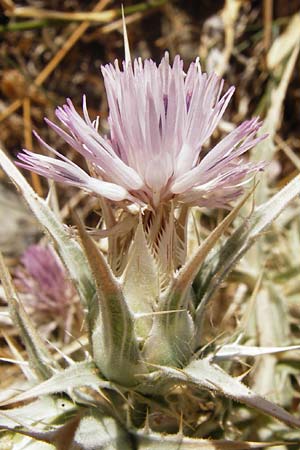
(0, 149, 95, 308)
(185, 359, 300, 428)
(0, 251, 59, 380)
(0, 410, 132, 450)
(0, 397, 74, 428)
(0, 362, 111, 407)
(141, 307, 194, 367)
(0, 416, 80, 450)
(135, 429, 286, 449)
(141, 359, 300, 428)
(122, 220, 159, 338)
(166, 190, 252, 314)
(142, 193, 252, 368)
(74, 212, 146, 386)
(213, 343, 300, 362)
(195, 174, 300, 339)
(71, 410, 132, 450)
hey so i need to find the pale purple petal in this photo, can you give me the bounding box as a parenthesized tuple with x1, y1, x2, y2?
(17, 52, 266, 209)
(53, 99, 144, 191)
(15, 245, 77, 318)
(17, 150, 129, 202)
(171, 118, 266, 195)
(178, 162, 264, 207)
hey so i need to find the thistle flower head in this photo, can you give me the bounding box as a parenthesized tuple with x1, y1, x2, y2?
(15, 244, 77, 321)
(17, 53, 266, 209)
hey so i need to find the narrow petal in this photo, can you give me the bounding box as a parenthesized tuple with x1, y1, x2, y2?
(178, 162, 264, 207)
(17, 150, 129, 202)
(16, 52, 267, 210)
(171, 118, 265, 194)
(53, 99, 144, 191)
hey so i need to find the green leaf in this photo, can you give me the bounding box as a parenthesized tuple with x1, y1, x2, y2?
(0, 252, 59, 380)
(0, 397, 74, 429)
(142, 307, 194, 367)
(167, 192, 250, 314)
(213, 343, 300, 362)
(142, 194, 250, 368)
(194, 175, 300, 339)
(141, 358, 300, 428)
(74, 213, 146, 386)
(135, 430, 285, 449)
(122, 220, 159, 338)
(1, 409, 132, 450)
(0, 362, 111, 407)
(71, 410, 132, 450)
(0, 397, 75, 449)
(185, 359, 300, 428)
(0, 149, 95, 308)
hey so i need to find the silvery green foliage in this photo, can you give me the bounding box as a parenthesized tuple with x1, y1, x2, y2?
(1, 149, 300, 449)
